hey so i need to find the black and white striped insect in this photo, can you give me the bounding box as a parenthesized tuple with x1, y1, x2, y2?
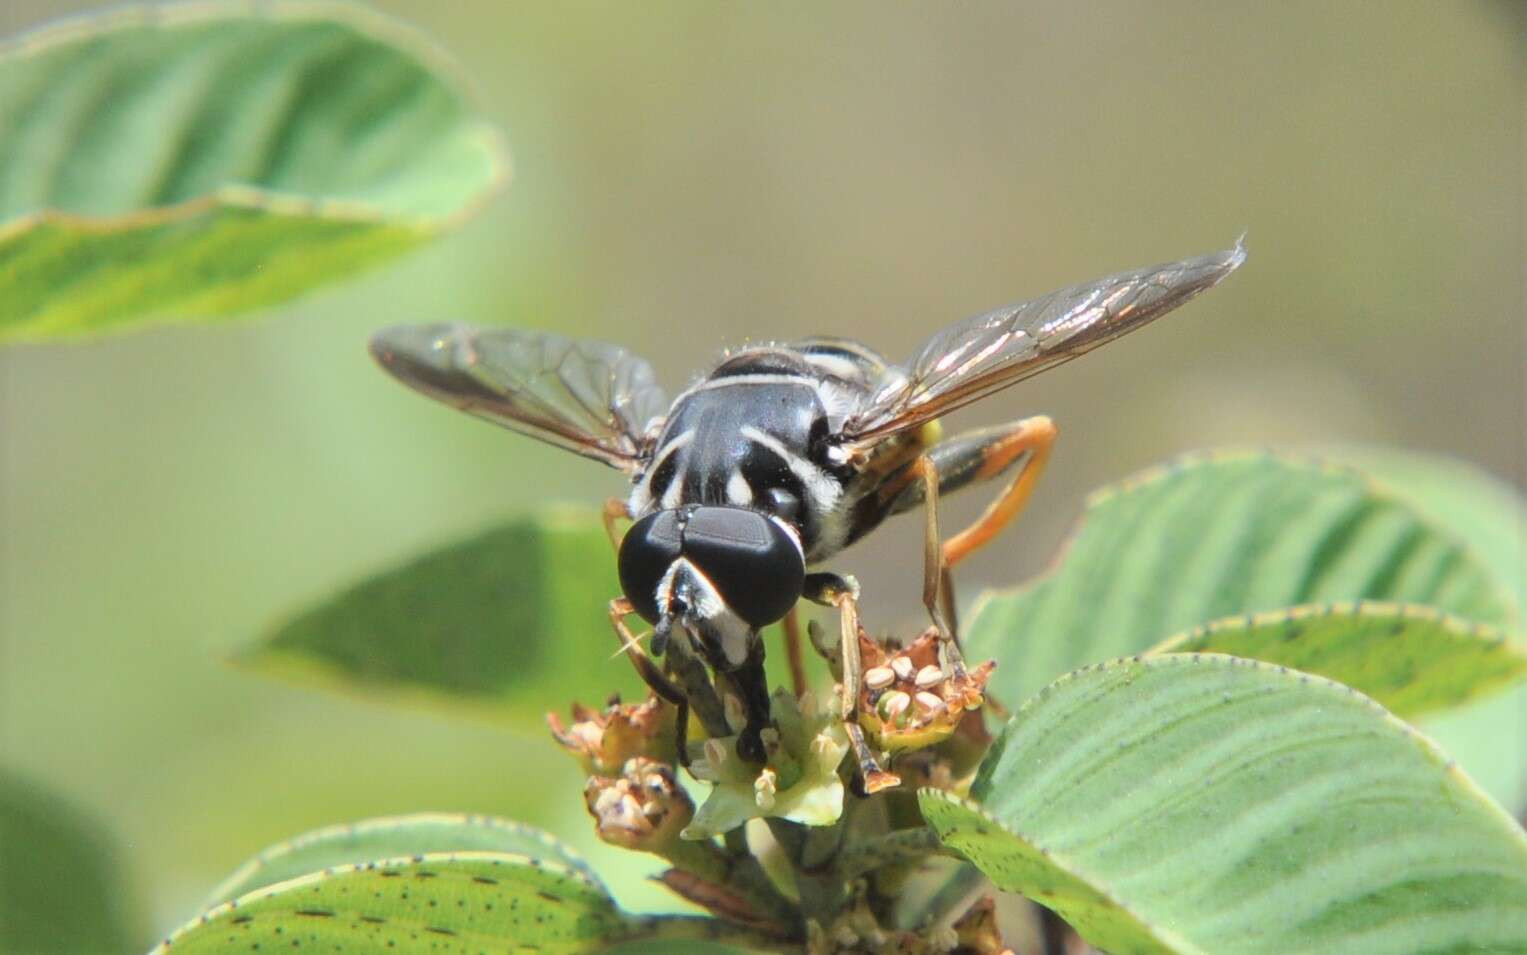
(369, 239, 1244, 789)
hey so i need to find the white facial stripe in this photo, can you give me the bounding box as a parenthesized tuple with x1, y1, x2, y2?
(661, 558, 753, 667)
(726, 470, 753, 506)
(739, 425, 843, 513)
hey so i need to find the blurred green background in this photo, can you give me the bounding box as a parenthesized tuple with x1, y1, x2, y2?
(1, 0, 1521, 947)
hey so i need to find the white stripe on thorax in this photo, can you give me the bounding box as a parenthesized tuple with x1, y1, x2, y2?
(670, 373, 817, 406)
(739, 425, 843, 512)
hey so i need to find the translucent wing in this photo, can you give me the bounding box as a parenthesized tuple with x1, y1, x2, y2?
(843, 240, 1247, 443)
(369, 323, 668, 471)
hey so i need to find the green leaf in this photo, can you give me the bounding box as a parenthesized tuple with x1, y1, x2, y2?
(151, 853, 630, 955)
(1317, 448, 1527, 814)
(1320, 447, 1525, 612)
(921, 655, 1527, 955)
(1149, 602, 1527, 718)
(236, 509, 647, 722)
(0, 769, 145, 954)
(206, 813, 598, 905)
(967, 451, 1520, 708)
(0, 3, 505, 342)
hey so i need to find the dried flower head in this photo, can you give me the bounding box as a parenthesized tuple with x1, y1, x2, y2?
(682, 687, 849, 840)
(855, 627, 994, 754)
(548, 693, 677, 776)
(583, 756, 693, 850)
(951, 896, 1015, 955)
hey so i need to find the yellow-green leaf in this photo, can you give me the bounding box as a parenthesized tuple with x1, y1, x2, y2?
(206, 813, 598, 906)
(922, 655, 1527, 955)
(1149, 602, 1527, 718)
(151, 853, 628, 955)
(0, 3, 505, 341)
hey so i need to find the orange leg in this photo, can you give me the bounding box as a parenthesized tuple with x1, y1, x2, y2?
(602, 496, 630, 552)
(913, 455, 967, 679)
(781, 605, 809, 698)
(941, 416, 1057, 569)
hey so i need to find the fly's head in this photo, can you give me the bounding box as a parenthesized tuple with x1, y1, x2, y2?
(617, 505, 805, 672)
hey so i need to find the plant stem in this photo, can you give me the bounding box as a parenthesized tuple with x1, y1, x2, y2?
(835, 826, 945, 881)
(623, 914, 799, 953)
(897, 862, 984, 930)
(1037, 902, 1071, 955)
(659, 836, 799, 928)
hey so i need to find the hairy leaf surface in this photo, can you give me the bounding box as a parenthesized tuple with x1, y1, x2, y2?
(237, 509, 645, 723)
(967, 452, 1520, 708)
(922, 655, 1527, 955)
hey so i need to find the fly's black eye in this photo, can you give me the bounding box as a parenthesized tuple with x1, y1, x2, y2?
(618, 510, 684, 625)
(681, 507, 805, 629)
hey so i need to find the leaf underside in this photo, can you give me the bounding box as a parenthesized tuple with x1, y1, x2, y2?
(0, 4, 504, 341)
(922, 655, 1527, 955)
(237, 509, 647, 723)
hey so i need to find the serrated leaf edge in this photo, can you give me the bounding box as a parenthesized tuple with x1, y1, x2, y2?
(1148, 600, 1525, 653)
(916, 788, 1196, 955)
(150, 850, 614, 954)
(935, 653, 1527, 955)
(968, 449, 1523, 632)
(204, 811, 602, 907)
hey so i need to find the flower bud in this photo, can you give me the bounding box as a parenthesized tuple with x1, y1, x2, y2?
(548, 693, 676, 775)
(583, 757, 693, 851)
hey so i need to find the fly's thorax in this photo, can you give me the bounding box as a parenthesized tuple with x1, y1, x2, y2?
(627, 352, 857, 556)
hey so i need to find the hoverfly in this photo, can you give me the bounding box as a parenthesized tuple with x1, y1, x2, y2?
(370, 239, 1245, 791)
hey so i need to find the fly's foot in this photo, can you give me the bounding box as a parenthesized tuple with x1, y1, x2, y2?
(736, 722, 768, 764)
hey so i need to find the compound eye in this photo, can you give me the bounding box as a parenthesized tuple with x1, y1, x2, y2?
(618, 510, 683, 624)
(682, 507, 805, 629)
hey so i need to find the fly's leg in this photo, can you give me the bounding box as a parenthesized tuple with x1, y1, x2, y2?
(939, 415, 1057, 569)
(601, 497, 629, 552)
(805, 572, 900, 794)
(913, 455, 968, 682)
(726, 650, 773, 765)
(781, 605, 809, 697)
(609, 597, 691, 766)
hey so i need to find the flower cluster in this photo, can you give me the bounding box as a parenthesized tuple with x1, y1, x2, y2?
(683, 687, 850, 840)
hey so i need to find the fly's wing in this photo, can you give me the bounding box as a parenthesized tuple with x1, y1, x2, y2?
(842, 240, 1247, 444)
(369, 323, 668, 471)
